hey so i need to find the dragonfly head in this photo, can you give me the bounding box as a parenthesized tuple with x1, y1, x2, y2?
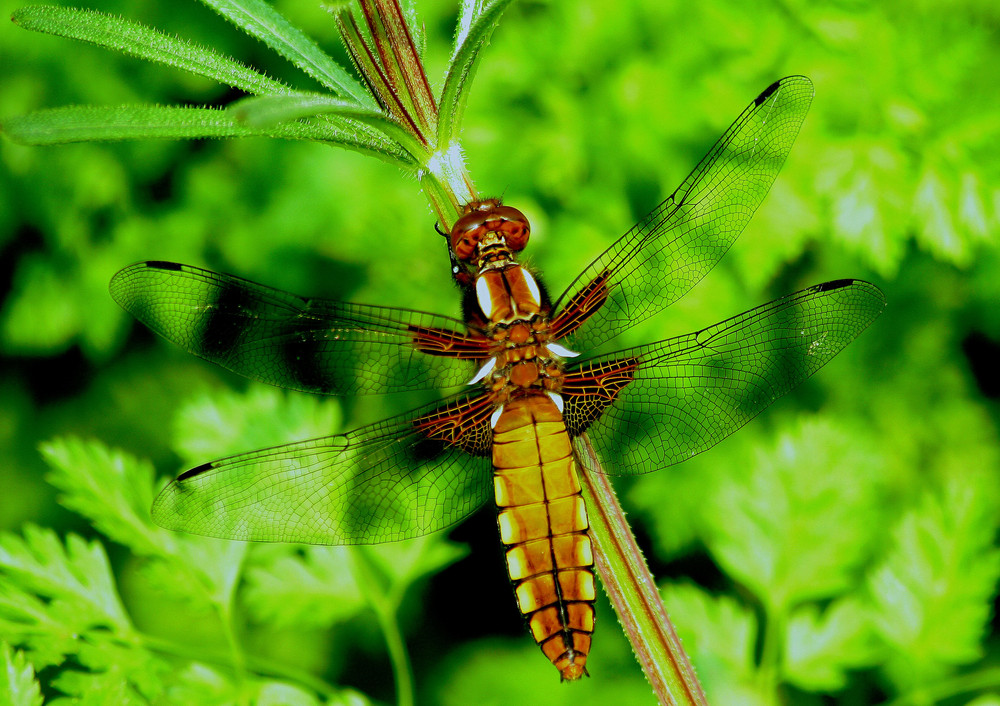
(451, 198, 531, 266)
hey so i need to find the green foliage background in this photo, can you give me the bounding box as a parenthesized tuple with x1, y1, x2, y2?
(1, 0, 999, 704)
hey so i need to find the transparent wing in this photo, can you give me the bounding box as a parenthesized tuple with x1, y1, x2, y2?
(110, 261, 491, 397)
(152, 390, 497, 544)
(551, 76, 815, 350)
(562, 279, 885, 475)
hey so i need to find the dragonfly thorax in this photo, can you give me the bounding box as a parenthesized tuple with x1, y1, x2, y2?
(475, 265, 544, 323)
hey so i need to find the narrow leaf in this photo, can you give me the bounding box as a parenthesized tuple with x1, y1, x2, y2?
(454, 0, 486, 52)
(1, 105, 414, 165)
(230, 92, 422, 156)
(438, 0, 517, 145)
(366, 0, 436, 138)
(231, 92, 380, 125)
(11, 6, 290, 96)
(196, 0, 373, 107)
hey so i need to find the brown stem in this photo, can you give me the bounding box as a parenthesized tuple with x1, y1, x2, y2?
(336, 10, 426, 145)
(373, 0, 437, 132)
(576, 434, 709, 706)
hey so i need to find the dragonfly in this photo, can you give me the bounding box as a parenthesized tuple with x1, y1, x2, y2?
(110, 75, 885, 681)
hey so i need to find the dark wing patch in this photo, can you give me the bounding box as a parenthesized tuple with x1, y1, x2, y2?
(110, 261, 491, 397)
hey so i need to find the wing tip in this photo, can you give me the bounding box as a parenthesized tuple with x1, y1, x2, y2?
(144, 260, 184, 271)
(756, 75, 815, 106)
(813, 278, 888, 314)
(177, 461, 215, 481)
(814, 278, 858, 292)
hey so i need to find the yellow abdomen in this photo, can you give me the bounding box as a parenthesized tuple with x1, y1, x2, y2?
(492, 394, 596, 680)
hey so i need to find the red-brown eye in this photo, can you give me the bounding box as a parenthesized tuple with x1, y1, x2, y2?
(452, 225, 484, 261)
(503, 222, 530, 251)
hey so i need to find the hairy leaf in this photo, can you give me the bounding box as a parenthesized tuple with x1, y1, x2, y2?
(195, 0, 371, 106)
(11, 6, 291, 96)
(1, 105, 411, 165)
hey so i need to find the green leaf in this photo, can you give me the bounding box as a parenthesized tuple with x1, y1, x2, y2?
(1, 105, 412, 165)
(354, 536, 467, 608)
(432, 639, 652, 706)
(703, 418, 884, 610)
(228, 94, 419, 156)
(244, 546, 365, 629)
(254, 680, 323, 706)
(39, 436, 246, 614)
(49, 640, 167, 705)
(196, 0, 372, 107)
(867, 472, 1000, 689)
(660, 582, 766, 705)
(171, 383, 342, 467)
(230, 93, 379, 126)
(0, 526, 131, 634)
(41, 437, 161, 557)
(0, 643, 43, 706)
(782, 598, 881, 691)
(49, 668, 146, 706)
(11, 6, 291, 97)
(438, 0, 518, 146)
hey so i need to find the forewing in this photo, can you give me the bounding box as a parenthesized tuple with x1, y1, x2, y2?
(110, 261, 490, 396)
(551, 76, 815, 349)
(152, 390, 497, 544)
(562, 280, 886, 475)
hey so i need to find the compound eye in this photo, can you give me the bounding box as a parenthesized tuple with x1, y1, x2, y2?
(503, 222, 530, 251)
(493, 206, 530, 251)
(451, 227, 481, 261)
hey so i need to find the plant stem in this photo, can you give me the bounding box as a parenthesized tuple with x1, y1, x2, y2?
(139, 632, 340, 698)
(351, 547, 415, 706)
(885, 667, 1000, 706)
(576, 434, 709, 706)
(756, 599, 785, 701)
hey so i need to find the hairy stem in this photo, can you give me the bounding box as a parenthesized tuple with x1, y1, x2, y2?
(576, 434, 709, 706)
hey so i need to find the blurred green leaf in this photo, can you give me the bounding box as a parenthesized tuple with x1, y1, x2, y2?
(0, 526, 131, 634)
(0, 642, 43, 706)
(703, 418, 883, 610)
(660, 582, 768, 706)
(781, 598, 881, 691)
(171, 383, 342, 466)
(244, 545, 365, 629)
(39, 434, 247, 621)
(41, 437, 160, 556)
(867, 472, 1000, 690)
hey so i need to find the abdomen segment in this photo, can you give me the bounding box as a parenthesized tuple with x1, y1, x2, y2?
(492, 394, 596, 680)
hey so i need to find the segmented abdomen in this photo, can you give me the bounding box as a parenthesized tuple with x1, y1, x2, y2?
(492, 394, 596, 680)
